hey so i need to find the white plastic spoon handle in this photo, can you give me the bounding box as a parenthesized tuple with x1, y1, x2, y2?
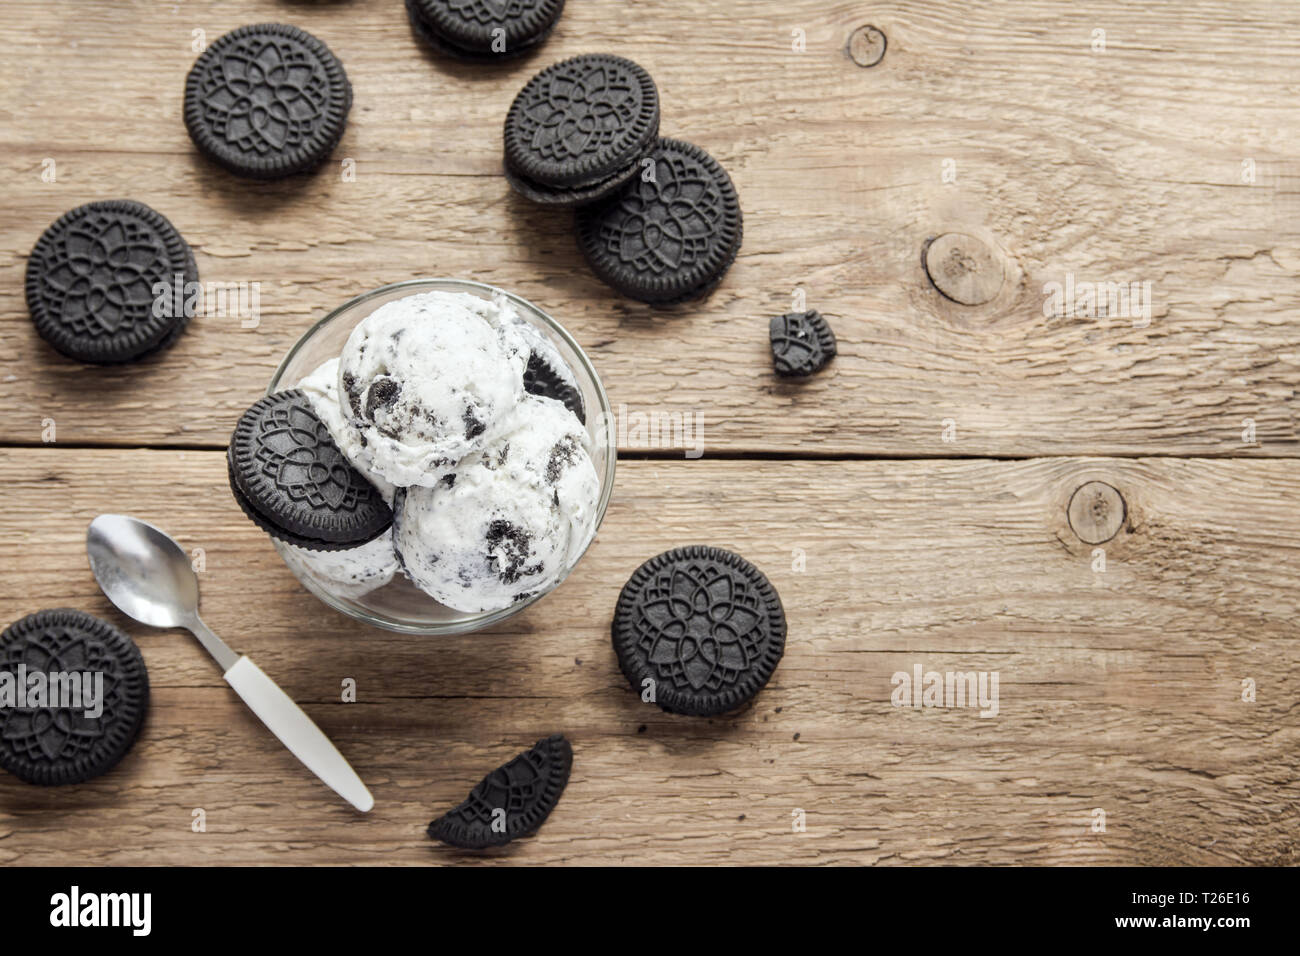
(223, 656, 374, 812)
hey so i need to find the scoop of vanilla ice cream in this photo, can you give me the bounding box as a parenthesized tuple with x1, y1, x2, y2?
(492, 394, 600, 566)
(337, 292, 527, 488)
(296, 357, 398, 505)
(282, 530, 401, 600)
(394, 394, 600, 613)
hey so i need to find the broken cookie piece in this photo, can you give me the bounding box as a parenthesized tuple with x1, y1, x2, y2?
(770, 309, 837, 377)
(428, 734, 573, 849)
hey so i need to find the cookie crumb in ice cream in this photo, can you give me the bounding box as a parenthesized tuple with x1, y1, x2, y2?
(462, 405, 487, 439)
(364, 377, 402, 418)
(546, 435, 578, 483)
(485, 520, 540, 585)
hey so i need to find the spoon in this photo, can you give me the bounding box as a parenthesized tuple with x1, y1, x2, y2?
(86, 514, 374, 812)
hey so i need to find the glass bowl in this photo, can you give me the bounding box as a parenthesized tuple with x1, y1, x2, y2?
(266, 278, 616, 634)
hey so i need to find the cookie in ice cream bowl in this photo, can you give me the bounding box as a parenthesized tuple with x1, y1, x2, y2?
(264, 278, 616, 634)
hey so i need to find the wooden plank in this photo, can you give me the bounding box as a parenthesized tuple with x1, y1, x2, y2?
(1, 0, 1297, 454)
(0, 449, 1295, 865)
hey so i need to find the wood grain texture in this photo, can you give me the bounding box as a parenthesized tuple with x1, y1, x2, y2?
(1, 0, 1296, 869)
(0, 449, 1296, 865)
(1, 0, 1298, 454)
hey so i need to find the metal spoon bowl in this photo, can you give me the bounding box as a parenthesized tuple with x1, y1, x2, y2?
(88, 514, 236, 669)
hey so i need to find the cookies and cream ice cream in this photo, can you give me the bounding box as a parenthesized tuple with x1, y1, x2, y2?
(297, 357, 397, 505)
(395, 394, 600, 612)
(278, 290, 602, 615)
(284, 531, 401, 600)
(337, 292, 528, 488)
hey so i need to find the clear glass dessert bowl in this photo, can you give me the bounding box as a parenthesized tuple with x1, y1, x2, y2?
(267, 278, 616, 634)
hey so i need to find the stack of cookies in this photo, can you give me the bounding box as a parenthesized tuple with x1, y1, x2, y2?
(504, 54, 744, 305)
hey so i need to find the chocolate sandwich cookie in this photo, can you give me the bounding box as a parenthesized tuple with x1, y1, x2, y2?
(25, 200, 198, 365)
(523, 350, 585, 424)
(504, 53, 660, 207)
(576, 138, 743, 304)
(408, 0, 564, 62)
(770, 309, 837, 376)
(184, 23, 352, 179)
(427, 734, 572, 849)
(0, 609, 149, 786)
(612, 546, 785, 716)
(228, 390, 392, 551)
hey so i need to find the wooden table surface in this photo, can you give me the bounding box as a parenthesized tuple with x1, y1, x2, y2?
(1, 0, 1297, 865)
